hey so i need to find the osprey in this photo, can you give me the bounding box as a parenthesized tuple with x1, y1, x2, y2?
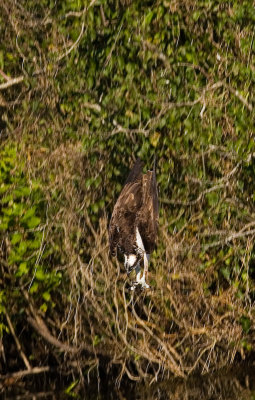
(109, 158, 159, 289)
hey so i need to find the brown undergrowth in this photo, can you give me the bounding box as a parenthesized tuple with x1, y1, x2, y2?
(64, 216, 243, 381)
(0, 0, 255, 393)
(6, 219, 244, 383)
(2, 139, 254, 391)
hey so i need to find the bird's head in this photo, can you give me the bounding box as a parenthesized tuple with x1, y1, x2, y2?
(124, 254, 137, 275)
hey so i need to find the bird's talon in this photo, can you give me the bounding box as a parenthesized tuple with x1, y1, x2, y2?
(141, 283, 150, 290)
(130, 282, 139, 291)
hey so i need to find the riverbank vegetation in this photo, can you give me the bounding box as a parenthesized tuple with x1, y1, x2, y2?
(0, 0, 254, 394)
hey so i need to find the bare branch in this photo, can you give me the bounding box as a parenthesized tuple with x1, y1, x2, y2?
(102, 22, 123, 71)
(227, 84, 253, 111)
(204, 228, 255, 249)
(143, 41, 253, 111)
(5, 311, 31, 370)
(57, 22, 85, 62)
(0, 76, 24, 90)
(56, 0, 100, 62)
(0, 366, 50, 381)
(161, 183, 226, 206)
(64, 0, 98, 18)
(27, 314, 81, 354)
(83, 102, 101, 113)
(0, 69, 10, 81)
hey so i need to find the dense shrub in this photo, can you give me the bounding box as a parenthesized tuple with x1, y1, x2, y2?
(0, 0, 254, 389)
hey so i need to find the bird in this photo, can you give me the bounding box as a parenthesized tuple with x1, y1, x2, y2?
(109, 158, 159, 289)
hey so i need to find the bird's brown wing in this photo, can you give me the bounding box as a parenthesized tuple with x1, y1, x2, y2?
(136, 169, 159, 253)
(109, 159, 143, 256)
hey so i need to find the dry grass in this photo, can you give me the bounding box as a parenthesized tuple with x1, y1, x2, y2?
(2, 139, 254, 389)
(17, 140, 252, 384)
(63, 216, 244, 381)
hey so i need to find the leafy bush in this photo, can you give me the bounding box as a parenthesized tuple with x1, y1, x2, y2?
(0, 0, 254, 387)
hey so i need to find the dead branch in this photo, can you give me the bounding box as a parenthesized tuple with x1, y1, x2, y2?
(0, 76, 24, 90)
(102, 22, 124, 71)
(23, 289, 81, 354)
(0, 69, 10, 81)
(64, 0, 98, 18)
(227, 84, 253, 112)
(0, 366, 50, 381)
(27, 314, 80, 354)
(143, 40, 253, 111)
(5, 311, 31, 370)
(83, 102, 101, 113)
(204, 228, 255, 249)
(160, 183, 225, 206)
(56, 0, 100, 62)
(57, 22, 85, 62)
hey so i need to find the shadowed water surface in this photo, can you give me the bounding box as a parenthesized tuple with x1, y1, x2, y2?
(2, 362, 255, 399)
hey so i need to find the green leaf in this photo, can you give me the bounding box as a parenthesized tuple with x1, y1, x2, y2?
(18, 241, 27, 255)
(13, 187, 30, 197)
(206, 192, 219, 207)
(192, 11, 200, 21)
(36, 267, 45, 281)
(40, 302, 48, 313)
(65, 380, 79, 395)
(0, 219, 9, 230)
(240, 316, 251, 333)
(26, 216, 41, 229)
(11, 232, 22, 245)
(30, 281, 39, 294)
(93, 335, 101, 346)
(16, 262, 29, 277)
(144, 11, 154, 26)
(22, 207, 36, 220)
(43, 291, 51, 302)
(220, 267, 230, 281)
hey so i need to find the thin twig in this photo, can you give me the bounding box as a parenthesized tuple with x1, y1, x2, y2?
(57, 0, 99, 61)
(0, 76, 24, 90)
(57, 22, 85, 61)
(161, 183, 225, 206)
(227, 84, 252, 111)
(64, 0, 97, 18)
(204, 228, 255, 249)
(143, 40, 253, 111)
(5, 311, 31, 370)
(0, 69, 10, 81)
(83, 102, 101, 113)
(102, 22, 123, 71)
(0, 366, 50, 380)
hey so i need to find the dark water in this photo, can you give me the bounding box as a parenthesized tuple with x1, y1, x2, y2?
(1, 363, 255, 399)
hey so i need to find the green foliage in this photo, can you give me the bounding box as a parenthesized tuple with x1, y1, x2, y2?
(0, 143, 62, 314)
(240, 315, 251, 334)
(0, 291, 8, 338)
(64, 379, 79, 397)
